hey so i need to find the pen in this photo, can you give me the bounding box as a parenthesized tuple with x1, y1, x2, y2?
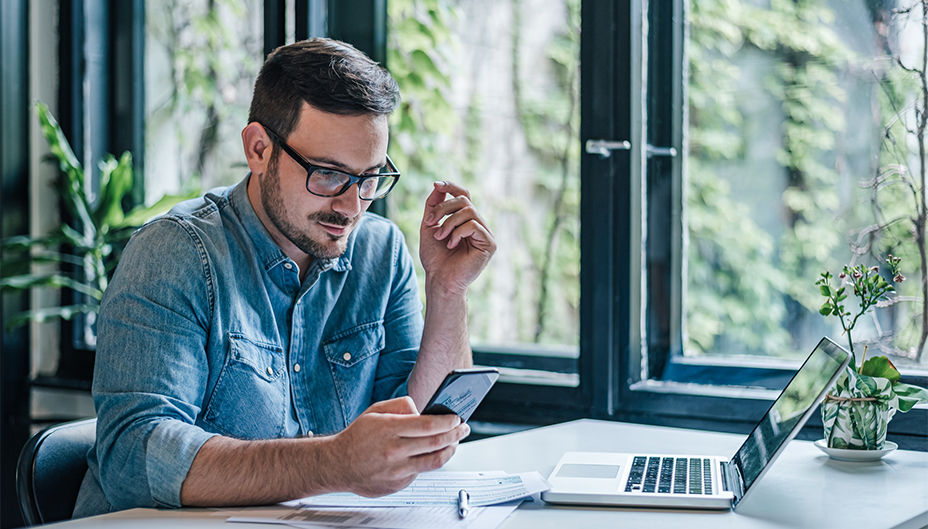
(457, 489, 470, 519)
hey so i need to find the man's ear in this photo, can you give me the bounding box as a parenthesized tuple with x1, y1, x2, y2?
(242, 122, 273, 174)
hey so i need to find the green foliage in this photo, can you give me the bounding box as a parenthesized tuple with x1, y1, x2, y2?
(686, 0, 923, 359)
(147, 0, 260, 186)
(816, 255, 903, 360)
(863, 4, 928, 360)
(0, 102, 196, 330)
(388, 0, 581, 345)
(387, 0, 460, 242)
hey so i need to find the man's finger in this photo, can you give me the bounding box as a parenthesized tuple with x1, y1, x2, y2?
(433, 180, 471, 200)
(411, 443, 459, 473)
(425, 196, 475, 228)
(365, 396, 419, 415)
(445, 220, 495, 251)
(375, 412, 463, 438)
(432, 205, 481, 240)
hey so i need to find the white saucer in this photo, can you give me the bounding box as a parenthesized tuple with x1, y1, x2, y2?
(814, 439, 897, 461)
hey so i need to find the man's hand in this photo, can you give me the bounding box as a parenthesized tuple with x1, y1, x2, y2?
(325, 396, 470, 497)
(419, 181, 496, 295)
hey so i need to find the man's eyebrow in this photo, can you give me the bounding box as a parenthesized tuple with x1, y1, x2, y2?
(307, 155, 386, 175)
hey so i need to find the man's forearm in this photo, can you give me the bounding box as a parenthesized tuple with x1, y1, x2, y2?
(179, 397, 469, 506)
(407, 277, 474, 409)
(180, 435, 339, 506)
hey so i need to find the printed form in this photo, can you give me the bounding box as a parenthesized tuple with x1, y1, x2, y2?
(297, 471, 549, 507)
(226, 503, 520, 529)
(225, 471, 549, 529)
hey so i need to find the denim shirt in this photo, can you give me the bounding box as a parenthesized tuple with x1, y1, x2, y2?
(73, 175, 423, 516)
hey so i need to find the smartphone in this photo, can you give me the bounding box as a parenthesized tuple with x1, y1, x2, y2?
(421, 367, 499, 422)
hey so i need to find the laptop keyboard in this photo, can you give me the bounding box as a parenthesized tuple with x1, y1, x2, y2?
(624, 456, 714, 495)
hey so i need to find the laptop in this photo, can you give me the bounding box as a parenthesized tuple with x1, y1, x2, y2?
(541, 336, 850, 510)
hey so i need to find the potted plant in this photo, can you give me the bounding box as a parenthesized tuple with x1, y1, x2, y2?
(816, 255, 928, 451)
(0, 102, 195, 373)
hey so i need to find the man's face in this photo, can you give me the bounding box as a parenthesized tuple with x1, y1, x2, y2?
(255, 104, 389, 261)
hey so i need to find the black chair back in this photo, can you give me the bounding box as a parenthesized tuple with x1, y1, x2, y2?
(16, 418, 96, 526)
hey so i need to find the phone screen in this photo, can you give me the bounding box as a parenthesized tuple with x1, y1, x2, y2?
(421, 368, 499, 422)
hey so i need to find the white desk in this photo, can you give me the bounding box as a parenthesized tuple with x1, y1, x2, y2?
(53, 419, 928, 528)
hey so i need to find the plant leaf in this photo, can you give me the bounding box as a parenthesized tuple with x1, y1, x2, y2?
(4, 303, 99, 330)
(0, 274, 104, 300)
(859, 356, 901, 383)
(116, 190, 198, 228)
(94, 151, 134, 231)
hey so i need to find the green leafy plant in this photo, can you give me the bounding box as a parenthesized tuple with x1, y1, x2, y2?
(816, 255, 904, 361)
(816, 256, 928, 449)
(0, 101, 195, 330)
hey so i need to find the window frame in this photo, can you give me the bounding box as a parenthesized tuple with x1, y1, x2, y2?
(36, 0, 928, 447)
(620, 0, 927, 446)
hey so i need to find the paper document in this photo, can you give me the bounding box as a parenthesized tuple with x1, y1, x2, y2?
(297, 471, 549, 507)
(226, 502, 520, 529)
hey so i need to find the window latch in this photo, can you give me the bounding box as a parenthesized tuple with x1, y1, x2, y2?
(585, 139, 631, 158)
(646, 145, 678, 158)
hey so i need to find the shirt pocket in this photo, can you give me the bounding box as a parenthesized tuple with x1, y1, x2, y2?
(322, 322, 385, 424)
(204, 333, 287, 439)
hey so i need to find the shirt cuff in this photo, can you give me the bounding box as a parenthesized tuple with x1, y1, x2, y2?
(146, 420, 218, 508)
(391, 379, 411, 400)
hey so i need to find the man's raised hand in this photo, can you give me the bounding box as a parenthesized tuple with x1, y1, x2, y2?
(419, 181, 496, 295)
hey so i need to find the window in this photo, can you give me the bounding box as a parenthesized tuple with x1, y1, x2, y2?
(386, 0, 583, 402)
(629, 0, 927, 442)
(144, 0, 264, 198)
(26, 0, 926, 444)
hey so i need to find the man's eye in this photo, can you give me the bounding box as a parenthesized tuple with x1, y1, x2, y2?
(313, 169, 347, 186)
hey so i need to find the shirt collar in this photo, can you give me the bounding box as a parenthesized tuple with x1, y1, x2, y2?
(229, 173, 351, 274)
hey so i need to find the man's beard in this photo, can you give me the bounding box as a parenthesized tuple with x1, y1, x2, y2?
(259, 157, 357, 260)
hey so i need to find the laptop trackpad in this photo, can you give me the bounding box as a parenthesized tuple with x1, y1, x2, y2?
(556, 464, 621, 479)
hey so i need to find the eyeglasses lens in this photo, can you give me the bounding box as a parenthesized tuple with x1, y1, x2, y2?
(307, 169, 395, 200)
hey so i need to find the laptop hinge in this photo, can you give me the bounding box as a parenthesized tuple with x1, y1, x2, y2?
(719, 461, 731, 492)
(721, 461, 745, 507)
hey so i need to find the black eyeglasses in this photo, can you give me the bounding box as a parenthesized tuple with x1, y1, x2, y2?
(262, 125, 400, 201)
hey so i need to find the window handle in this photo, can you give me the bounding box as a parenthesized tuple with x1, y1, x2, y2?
(646, 145, 677, 158)
(585, 139, 631, 158)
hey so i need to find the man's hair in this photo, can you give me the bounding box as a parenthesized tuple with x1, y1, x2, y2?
(248, 38, 400, 141)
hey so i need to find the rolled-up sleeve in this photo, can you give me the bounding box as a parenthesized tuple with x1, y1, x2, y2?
(93, 219, 218, 509)
(372, 226, 423, 402)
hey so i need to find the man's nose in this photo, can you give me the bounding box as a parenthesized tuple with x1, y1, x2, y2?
(331, 184, 363, 217)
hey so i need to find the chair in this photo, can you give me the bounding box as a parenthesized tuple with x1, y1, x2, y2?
(16, 418, 96, 526)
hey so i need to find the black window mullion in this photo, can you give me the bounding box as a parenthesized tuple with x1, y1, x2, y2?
(264, 0, 287, 58)
(327, 0, 388, 217)
(644, 0, 678, 380)
(295, 0, 327, 41)
(326, 0, 386, 64)
(58, 0, 85, 162)
(0, 1, 32, 525)
(581, 0, 623, 418)
(109, 0, 145, 204)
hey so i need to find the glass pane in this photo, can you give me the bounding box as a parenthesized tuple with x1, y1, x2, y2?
(685, 0, 926, 367)
(387, 0, 581, 368)
(144, 0, 264, 200)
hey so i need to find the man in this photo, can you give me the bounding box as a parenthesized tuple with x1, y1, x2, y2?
(73, 38, 495, 516)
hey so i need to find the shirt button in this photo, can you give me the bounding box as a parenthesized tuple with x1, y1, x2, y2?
(343, 352, 352, 361)
(284, 263, 293, 270)
(293, 363, 301, 372)
(266, 366, 274, 376)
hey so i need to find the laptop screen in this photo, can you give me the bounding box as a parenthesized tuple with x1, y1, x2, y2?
(729, 338, 849, 503)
